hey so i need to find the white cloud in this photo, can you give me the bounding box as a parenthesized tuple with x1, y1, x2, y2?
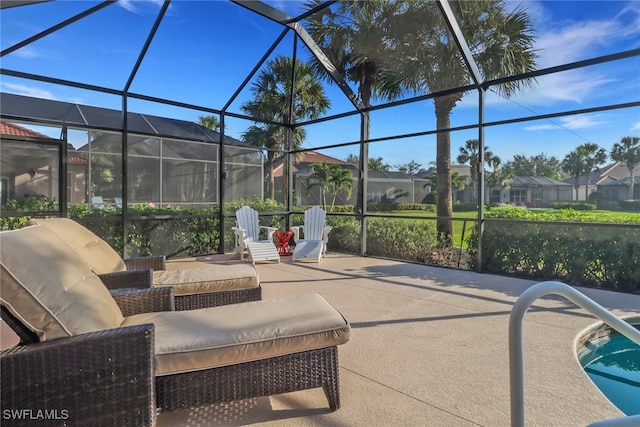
(11, 46, 41, 59)
(631, 121, 640, 132)
(1, 82, 58, 100)
(524, 115, 607, 131)
(534, 2, 640, 69)
(458, 2, 637, 108)
(617, 2, 640, 38)
(118, 0, 139, 13)
(470, 68, 614, 112)
(535, 21, 618, 69)
(119, 0, 164, 15)
(476, 2, 635, 110)
(260, 1, 305, 18)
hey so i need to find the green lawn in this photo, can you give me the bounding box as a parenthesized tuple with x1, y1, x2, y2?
(384, 208, 639, 249)
(386, 210, 478, 249)
(531, 208, 638, 218)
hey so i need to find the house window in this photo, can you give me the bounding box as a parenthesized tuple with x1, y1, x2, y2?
(510, 189, 526, 204)
(490, 190, 501, 204)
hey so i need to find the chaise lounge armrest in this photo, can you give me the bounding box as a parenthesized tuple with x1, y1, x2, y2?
(124, 255, 166, 271)
(110, 287, 175, 317)
(99, 268, 153, 289)
(0, 324, 156, 427)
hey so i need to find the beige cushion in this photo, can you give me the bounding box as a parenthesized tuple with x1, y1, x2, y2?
(152, 264, 259, 296)
(26, 217, 126, 274)
(0, 226, 125, 341)
(122, 293, 350, 376)
(25, 218, 260, 295)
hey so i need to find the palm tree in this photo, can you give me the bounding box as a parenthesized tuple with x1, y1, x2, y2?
(327, 164, 354, 211)
(562, 144, 607, 201)
(579, 143, 607, 200)
(304, 0, 406, 112)
(394, 0, 537, 244)
(424, 170, 467, 194)
(241, 55, 330, 199)
(198, 115, 222, 132)
(304, 0, 407, 213)
(562, 150, 586, 201)
(456, 139, 494, 202)
(610, 136, 640, 200)
(485, 155, 513, 202)
(309, 161, 355, 211)
(309, 161, 332, 209)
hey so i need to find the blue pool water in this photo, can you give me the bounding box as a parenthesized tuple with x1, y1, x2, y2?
(578, 331, 640, 416)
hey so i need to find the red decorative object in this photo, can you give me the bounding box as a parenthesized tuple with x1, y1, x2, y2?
(273, 230, 293, 256)
(28, 169, 37, 179)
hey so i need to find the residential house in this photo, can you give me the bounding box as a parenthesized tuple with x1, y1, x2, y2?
(415, 165, 473, 203)
(0, 121, 89, 205)
(564, 162, 640, 202)
(272, 151, 431, 207)
(491, 176, 573, 207)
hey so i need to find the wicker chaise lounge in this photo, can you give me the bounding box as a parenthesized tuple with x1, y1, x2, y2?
(1, 225, 350, 425)
(25, 217, 261, 310)
(1, 313, 155, 427)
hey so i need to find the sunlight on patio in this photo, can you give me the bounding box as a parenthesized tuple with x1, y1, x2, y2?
(153, 253, 640, 426)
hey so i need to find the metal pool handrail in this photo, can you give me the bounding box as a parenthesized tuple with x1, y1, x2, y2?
(509, 281, 640, 427)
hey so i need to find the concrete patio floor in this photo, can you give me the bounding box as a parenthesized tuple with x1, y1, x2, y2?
(157, 253, 640, 427)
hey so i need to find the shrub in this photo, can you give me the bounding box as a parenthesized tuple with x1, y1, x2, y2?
(326, 216, 360, 253)
(424, 191, 437, 204)
(69, 205, 221, 257)
(366, 217, 438, 263)
(330, 205, 354, 213)
(466, 205, 640, 292)
(619, 199, 640, 212)
(396, 203, 436, 212)
(0, 197, 59, 231)
(550, 201, 596, 210)
(225, 197, 284, 213)
(367, 203, 396, 212)
(453, 202, 478, 212)
(587, 190, 606, 208)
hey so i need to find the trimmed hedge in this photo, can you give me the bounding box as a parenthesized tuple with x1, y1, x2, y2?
(619, 200, 640, 211)
(5, 197, 638, 293)
(70, 204, 221, 258)
(325, 216, 361, 254)
(366, 217, 438, 263)
(452, 202, 478, 212)
(550, 201, 597, 210)
(367, 203, 436, 212)
(467, 206, 640, 292)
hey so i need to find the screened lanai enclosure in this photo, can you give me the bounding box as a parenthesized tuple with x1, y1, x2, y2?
(1, 0, 639, 291)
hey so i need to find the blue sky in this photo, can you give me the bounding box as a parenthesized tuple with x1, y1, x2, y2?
(1, 0, 639, 171)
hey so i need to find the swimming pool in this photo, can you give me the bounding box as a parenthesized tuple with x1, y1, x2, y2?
(577, 317, 640, 416)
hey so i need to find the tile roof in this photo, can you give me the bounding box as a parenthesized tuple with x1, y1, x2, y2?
(68, 154, 88, 165)
(512, 176, 572, 186)
(272, 151, 353, 177)
(0, 121, 50, 138)
(562, 162, 640, 186)
(2, 121, 88, 164)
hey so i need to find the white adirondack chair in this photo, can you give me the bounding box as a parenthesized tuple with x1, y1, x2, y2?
(232, 206, 278, 262)
(290, 206, 332, 262)
(91, 196, 106, 210)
